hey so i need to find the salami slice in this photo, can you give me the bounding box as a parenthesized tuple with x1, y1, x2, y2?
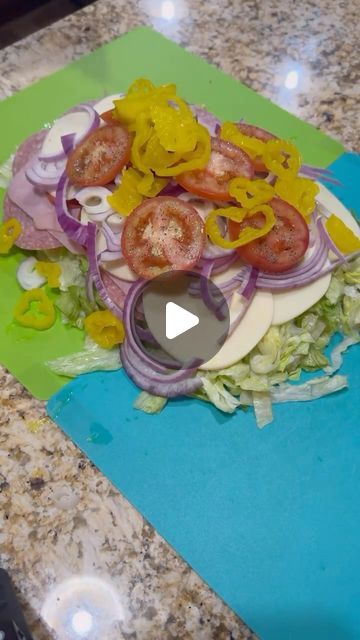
(3, 194, 62, 250)
(101, 271, 132, 309)
(12, 130, 47, 175)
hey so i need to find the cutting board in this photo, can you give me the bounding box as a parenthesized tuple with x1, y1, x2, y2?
(1, 27, 360, 640)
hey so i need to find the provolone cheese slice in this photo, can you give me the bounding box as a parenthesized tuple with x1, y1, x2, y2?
(41, 112, 90, 158)
(200, 290, 273, 370)
(93, 94, 123, 118)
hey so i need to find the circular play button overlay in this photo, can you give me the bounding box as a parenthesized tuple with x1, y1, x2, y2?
(132, 271, 230, 369)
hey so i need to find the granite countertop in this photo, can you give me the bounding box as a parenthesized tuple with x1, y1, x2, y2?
(0, 1, 359, 638)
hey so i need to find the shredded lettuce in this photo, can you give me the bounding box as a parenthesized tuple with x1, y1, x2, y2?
(0, 154, 14, 188)
(252, 391, 273, 428)
(239, 375, 348, 405)
(200, 258, 360, 427)
(55, 285, 98, 329)
(39, 250, 88, 291)
(200, 377, 241, 413)
(47, 337, 121, 377)
(134, 391, 167, 414)
(39, 252, 102, 328)
(325, 335, 360, 374)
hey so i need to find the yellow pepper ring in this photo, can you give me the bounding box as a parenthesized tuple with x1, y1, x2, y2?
(14, 288, 56, 330)
(35, 261, 61, 288)
(263, 139, 301, 178)
(84, 309, 125, 349)
(274, 176, 319, 220)
(206, 204, 276, 249)
(229, 177, 275, 208)
(0, 218, 22, 254)
(220, 122, 265, 160)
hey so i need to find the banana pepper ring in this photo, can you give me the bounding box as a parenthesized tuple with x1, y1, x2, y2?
(14, 288, 56, 330)
(0, 218, 22, 254)
(84, 309, 125, 349)
(220, 121, 265, 159)
(263, 139, 301, 178)
(274, 176, 319, 219)
(206, 204, 276, 249)
(35, 261, 61, 288)
(229, 177, 275, 208)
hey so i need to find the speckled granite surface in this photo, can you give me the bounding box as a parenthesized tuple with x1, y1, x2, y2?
(0, 1, 359, 638)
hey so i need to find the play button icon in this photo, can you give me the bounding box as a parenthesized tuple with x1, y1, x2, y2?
(165, 302, 199, 340)
(134, 270, 230, 369)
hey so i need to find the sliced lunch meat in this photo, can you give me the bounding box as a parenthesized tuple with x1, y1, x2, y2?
(12, 130, 47, 175)
(8, 165, 63, 233)
(101, 271, 132, 309)
(50, 230, 84, 254)
(3, 194, 62, 250)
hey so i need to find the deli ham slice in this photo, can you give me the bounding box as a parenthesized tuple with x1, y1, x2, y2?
(8, 164, 64, 232)
(3, 194, 61, 250)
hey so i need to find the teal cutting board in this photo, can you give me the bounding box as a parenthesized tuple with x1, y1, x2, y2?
(1, 26, 359, 640)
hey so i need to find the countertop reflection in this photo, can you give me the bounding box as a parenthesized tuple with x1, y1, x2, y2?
(0, 0, 359, 638)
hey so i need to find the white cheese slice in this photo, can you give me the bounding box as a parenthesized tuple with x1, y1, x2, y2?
(200, 290, 274, 370)
(41, 112, 91, 158)
(93, 94, 123, 117)
(102, 261, 137, 282)
(272, 183, 360, 325)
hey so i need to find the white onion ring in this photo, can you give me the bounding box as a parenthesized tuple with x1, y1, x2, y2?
(77, 186, 113, 215)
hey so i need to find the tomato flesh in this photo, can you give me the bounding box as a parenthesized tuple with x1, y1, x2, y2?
(237, 123, 277, 174)
(229, 197, 309, 273)
(100, 109, 116, 124)
(46, 191, 79, 210)
(66, 124, 131, 186)
(177, 137, 254, 202)
(122, 196, 205, 279)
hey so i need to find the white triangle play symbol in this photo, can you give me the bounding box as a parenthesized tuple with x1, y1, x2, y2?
(166, 301, 199, 340)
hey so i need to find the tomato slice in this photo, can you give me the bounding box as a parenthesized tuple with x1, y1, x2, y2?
(177, 137, 254, 202)
(237, 123, 277, 173)
(229, 197, 309, 273)
(100, 109, 116, 124)
(66, 124, 131, 186)
(122, 196, 205, 279)
(46, 192, 79, 210)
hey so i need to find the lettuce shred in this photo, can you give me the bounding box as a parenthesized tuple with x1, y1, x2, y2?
(47, 337, 121, 377)
(200, 258, 360, 427)
(134, 391, 167, 414)
(38, 250, 103, 329)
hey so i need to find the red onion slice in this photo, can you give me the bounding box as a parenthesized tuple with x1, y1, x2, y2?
(300, 164, 342, 187)
(87, 223, 124, 319)
(61, 133, 76, 156)
(121, 340, 202, 398)
(241, 267, 258, 299)
(228, 292, 254, 336)
(190, 104, 221, 137)
(55, 173, 89, 245)
(26, 158, 66, 190)
(38, 104, 100, 162)
(102, 220, 122, 252)
(100, 250, 122, 262)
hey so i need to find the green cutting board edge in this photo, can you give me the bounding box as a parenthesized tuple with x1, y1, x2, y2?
(0, 27, 344, 400)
